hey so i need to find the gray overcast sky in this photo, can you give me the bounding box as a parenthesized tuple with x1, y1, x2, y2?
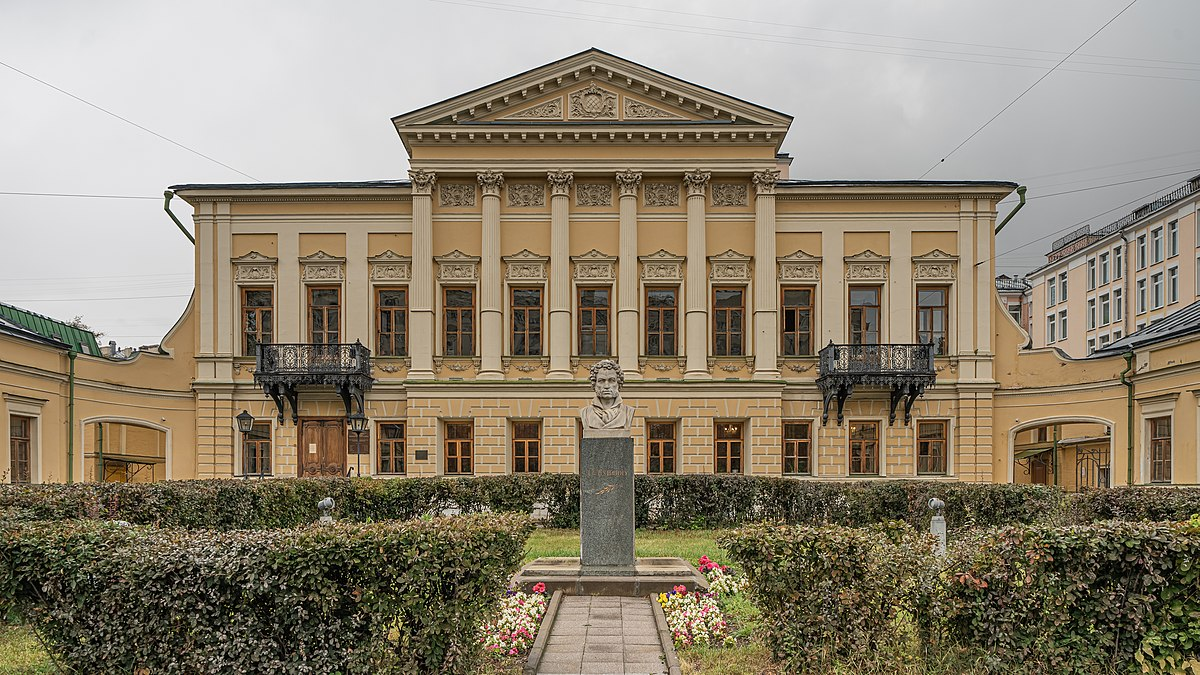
(2, 0, 1198, 346)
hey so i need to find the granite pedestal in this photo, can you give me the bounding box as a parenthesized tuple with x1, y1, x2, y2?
(579, 435, 635, 573)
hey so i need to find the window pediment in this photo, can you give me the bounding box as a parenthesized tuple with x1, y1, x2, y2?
(369, 250, 412, 282)
(912, 249, 958, 281)
(639, 249, 685, 282)
(708, 249, 751, 282)
(233, 251, 278, 282)
(572, 249, 616, 282)
(435, 250, 480, 283)
(844, 250, 889, 282)
(299, 251, 344, 282)
(778, 249, 821, 282)
(503, 249, 549, 282)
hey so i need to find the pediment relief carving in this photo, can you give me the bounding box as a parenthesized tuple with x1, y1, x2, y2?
(368, 250, 412, 282)
(300, 251, 345, 282)
(844, 250, 889, 282)
(499, 97, 564, 120)
(233, 251, 278, 282)
(912, 249, 958, 281)
(503, 249, 549, 282)
(639, 249, 685, 282)
(571, 249, 616, 282)
(708, 250, 751, 282)
(568, 83, 618, 119)
(435, 250, 480, 283)
(778, 249, 821, 282)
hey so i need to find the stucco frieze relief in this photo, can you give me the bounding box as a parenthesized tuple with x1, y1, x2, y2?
(500, 98, 563, 120)
(408, 169, 437, 196)
(643, 182, 679, 207)
(639, 249, 685, 282)
(477, 170, 505, 197)
(232, 251, 277, 282)
(623, 98, 684, 120)
(299, 251, 345, 282)
(439, 183, 477, 207)
(547, 170, 574, 197)
(844, 250, 890, 282)
(683, 170, 711, 198)
(614, 170, 642, 198)
(912, 249, 958, 281)
(368, 250, 412, 282)
(576, 183, 614, 207)
(752, 169, 780, 196)
(571, 249, 617, 282)
(568, 83, 618, 119)
(502, 249, 549, 282)
(435, 250, 480, 283)
(777, 249, 822, 282)
(711, 183, 748, 207)
(708, 249, 752, 282)
(507, 183, 546, 207)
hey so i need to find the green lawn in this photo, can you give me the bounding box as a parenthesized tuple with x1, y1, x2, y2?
(525, 527, 730, 564)
(0, 624, 55, 675)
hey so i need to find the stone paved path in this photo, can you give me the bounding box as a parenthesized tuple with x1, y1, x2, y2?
(536, 596, 668, 675)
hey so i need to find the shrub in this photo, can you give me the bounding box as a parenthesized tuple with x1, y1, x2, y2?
(1066, 486, 1200, 524)
(719, 521, 936, 671)
(0, 514, 533, 674)
(941, 519, 1200, 673)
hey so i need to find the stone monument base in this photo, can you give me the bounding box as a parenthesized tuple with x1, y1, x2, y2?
(512, 557, 709, 596)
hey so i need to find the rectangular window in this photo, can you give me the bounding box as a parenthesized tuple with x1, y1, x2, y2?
(444, 422, 473, 475)
(1114, 288, 1123, 322)
(1099, 252, 1110, 284)
(1137, 278, 1147, 314)
(781, 287, 814, 357)
(376, 288, 407, 357)
(1137, 234, 1147, 270)
(782, 421, 812, 475)
(1048, 279, 1057, 306)
(242, 288, 274, 355)
(1087, 258, 1097, 290)
(1151, 272, 1164, 309)
(712, 287, 745, 356)
(1167, 266, 1179, 304)
(510, 287, 543, 356)
(1113, 247, 1123, 279)
(848, 420, 879, 475)
(512, 421, 541, 473)
(849, 286, 881, 345)
(1058, 310, 1068, 341)
(917, 420, 947, 475)
(443, 287, 475, 356)
(714, 421, 743, 474)
(377, 422, 405, 475)
(1112, 329, 1122, 341)
(1152, 227, 1163, 263)
(242, 422, 271, 476)
(1007, 302, 1022, 325)
(1047, 315, 1056, 343)
(9, 415, 32, 484)
(1059, 272, 1068, 301)
(645, 287, 678, 357)
(647, 422, 676, 474)
(1087, 298, 1096, 330)
(916, 286, 949, 356)
(578, 287, 611, 356)
(1087, 337, 1096, 354)
(1099, 333, 1110, 348)
(308, 286, 341, 344)
(1100, 293, 1110, 326)
(1168, 220, 1178, 257)
(1149, 417, 1172, 483)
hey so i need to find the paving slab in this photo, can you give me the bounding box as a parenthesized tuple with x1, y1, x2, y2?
(531, 595, 672, 675)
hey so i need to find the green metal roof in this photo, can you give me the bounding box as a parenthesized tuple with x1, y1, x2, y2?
(0, 302, 101, 355)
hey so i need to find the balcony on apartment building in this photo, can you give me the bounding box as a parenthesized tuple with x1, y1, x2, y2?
(816, 342, 936, 426)
(253, 342, 373, 423)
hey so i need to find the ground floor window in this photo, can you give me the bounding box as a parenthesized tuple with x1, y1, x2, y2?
(9, 415, 32, 484)
(445, 422, 473, 475)
(512, 421, 541, 473)
(849, 421, 879, 475)
(782, 421, 812, 475)
(377, 422, 405, 475)
(647, 421, 676, 474)
(1149, 416, 1172, 483)
(243, 423, 271, 476)
(917, 420, 947, 475)
(714, 421, 743, 474)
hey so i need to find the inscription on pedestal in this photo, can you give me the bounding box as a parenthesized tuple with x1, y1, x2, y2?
(580, 436, 635, 570)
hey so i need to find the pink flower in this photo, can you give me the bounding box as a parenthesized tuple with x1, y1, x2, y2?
(698, 555, 711, 565)
(532, 582, 546, 594)
(673, 584, 687, 594)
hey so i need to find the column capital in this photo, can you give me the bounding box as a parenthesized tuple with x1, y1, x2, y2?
(477, 170, 504, 197)
(615, 170, 642, 198)
(683, 170, 711, 197)
(752, 169, 780, 196)
(547, 170, 574, 197)
(408, 169, 437, 196)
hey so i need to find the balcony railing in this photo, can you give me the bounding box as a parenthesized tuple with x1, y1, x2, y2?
(253, 342, 373, 424)
(816, 342, 935, 426)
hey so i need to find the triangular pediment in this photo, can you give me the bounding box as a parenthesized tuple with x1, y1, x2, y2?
(912, 248, 958, 262)
(778, 249, 821, 263)
(844, 249, 890, 263)
(392, 48, 792, 135)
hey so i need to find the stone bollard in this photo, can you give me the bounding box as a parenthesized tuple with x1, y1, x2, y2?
(317, 497, 335, 524)
(929, 497, 947, 557)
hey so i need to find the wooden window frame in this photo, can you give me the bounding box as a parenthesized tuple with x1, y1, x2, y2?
(443, 286, 476, 357)
(375, 287, 408, 357)
(9, 415, 32, 484)
(780, 286, 815, 357)
(782, 420, 812, 476)
(917, 420, 948, 475)
(242, 422, 271, 476)
(577, 286, 612, 357)
(848, 420, 880, 475)
(510, 287, 544, 357)
(849, 286, 882, 346)
(444, 421, 473, 476)
(647, 421, 677, 475)
(241, 287, 274, 356)
(644, 286, 678, 357)
(1149, 416, 1172, 484)
(307, 285, 341, 345)
(712, 286, 746, 357)
(714, 421, 744, 474)
(511, 421, 541, 473)
(377, 422, 406, 475)
(916, 285, 949, 357)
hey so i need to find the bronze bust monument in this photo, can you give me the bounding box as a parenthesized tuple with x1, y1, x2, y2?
(579, 359, 635, 433)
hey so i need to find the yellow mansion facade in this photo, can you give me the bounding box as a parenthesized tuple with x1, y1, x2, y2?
(3, 50, 1197, 488)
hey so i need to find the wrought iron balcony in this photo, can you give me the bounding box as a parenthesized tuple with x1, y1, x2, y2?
(816, 342, 935, 426)
(254, 342, 373, 423)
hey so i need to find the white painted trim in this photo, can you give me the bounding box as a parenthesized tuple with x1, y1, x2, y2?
(78, 416, 173, 482)
(1005, 415, 1115, 485)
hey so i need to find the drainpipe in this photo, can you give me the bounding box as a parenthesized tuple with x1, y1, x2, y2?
(67, 350, 76, 483)
(163, 191, 195, 244)
(995, 186, 1028, 234)
(1120, 350, 1135, 485)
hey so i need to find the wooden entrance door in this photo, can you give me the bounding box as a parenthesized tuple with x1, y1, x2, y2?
(298, 418, 346, 477)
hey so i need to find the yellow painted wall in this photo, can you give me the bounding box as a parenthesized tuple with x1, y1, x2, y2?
(299, 233, 347, 258)
(368, 232, 411, 257)
(232, 234, 278, 258)
(913, 231, 957, 256)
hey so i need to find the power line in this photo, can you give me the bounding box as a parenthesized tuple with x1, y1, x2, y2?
(0, 272, 191, 282)
(8, 293, 190, 302)
(1017, 169, 1200, 201)
(0, 60, 261, 182)
(1001, 148, 1200, 186)
(918, 0, 1139, 179)
(0, 191, 159, 200)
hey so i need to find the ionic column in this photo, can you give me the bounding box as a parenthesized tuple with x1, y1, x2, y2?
(408, 169, 437, 379)
(547, 170, 574, 380)
(616, 170, 643, 380)
(478, 170, 505, 380)
(683, 170, 711, 380)
(752, 169, 780, 378)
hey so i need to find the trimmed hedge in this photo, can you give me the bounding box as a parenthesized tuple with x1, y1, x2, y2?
(1067, 485, 1200, 524)
(943, 519, 1200, 673)
(0, 475, 1062, 530)
(0, 514, 533, 674)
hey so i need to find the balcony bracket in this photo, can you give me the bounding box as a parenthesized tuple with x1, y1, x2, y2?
(262, 381, 300, 425)
(253, 342, 374, 425)
(817, 342, 935, 427)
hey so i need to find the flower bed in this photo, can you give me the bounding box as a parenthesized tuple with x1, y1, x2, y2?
(480, 583, 548, 657)
(655, 556, 750, 650)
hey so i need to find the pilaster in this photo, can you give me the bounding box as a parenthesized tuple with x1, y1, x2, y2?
(547, 170, 574, 380)
(478, 170, 505, 380)
(683, 170, 711, 379)
(409, 169, 437, 379)
(752, 170, 779, 378)
(616, 170, 643, 380)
